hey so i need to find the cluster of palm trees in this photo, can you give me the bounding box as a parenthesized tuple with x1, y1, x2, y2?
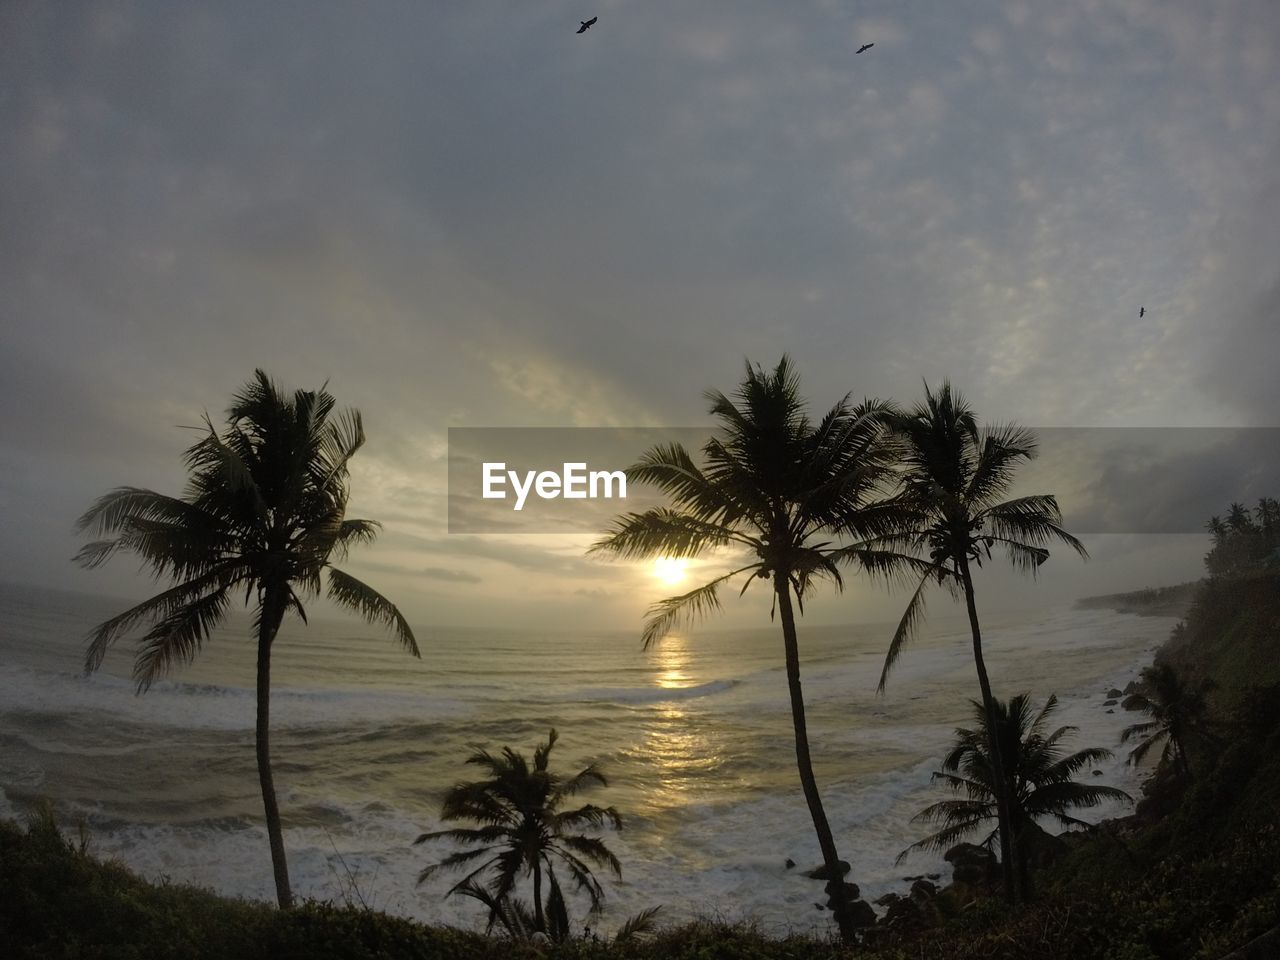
(73, 361, 1129, 943)
(1206, 499, 1280, 577)
(591, 357, 1094, 934)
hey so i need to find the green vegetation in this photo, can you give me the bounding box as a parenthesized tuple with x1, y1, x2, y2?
(871, 381, 1087, 903)
(415, 729, 624, 942)
(1076, 582, 1200, 617)
(5, 798, 1279, 960)
(1206, 499, 1280, 578)
(591, 356, 917, 941)
(1164, 498, 1280, 697)
(73, 370, 419, 908)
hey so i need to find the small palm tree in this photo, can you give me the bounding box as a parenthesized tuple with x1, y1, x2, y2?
(901, 694, 1130, 897)
(591, 357, 914, 942)
(873, 382, 1087, 902)
(1122, 663, 1213, 779)
(75, 370, 418, 908)
(415, 729, 622, 942)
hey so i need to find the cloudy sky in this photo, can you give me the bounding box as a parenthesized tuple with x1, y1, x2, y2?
(2, 1, 1277, 634)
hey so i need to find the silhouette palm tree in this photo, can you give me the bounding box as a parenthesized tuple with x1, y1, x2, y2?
(901, 693, 1130, 897)
(1122, 662, 1213, 780)
(873, 382, 1087, 902)
(591, 356, 914, 942)
(415, 729, 621, 941)
(75, 370, 418, 908)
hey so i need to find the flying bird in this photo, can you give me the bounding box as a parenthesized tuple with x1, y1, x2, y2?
(577, 17, 597, 33)
(856, 42, 874, 54)
(1139, 306, 1145, 318)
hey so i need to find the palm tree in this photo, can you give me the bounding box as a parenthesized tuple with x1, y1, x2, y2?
(74, 370, 418, 908)
(1121, 662, 1213, 780)
(590, 356, 913, 942)
(415, 729, 622, 941)
(901, 694, 1130, 897)
(874, 382, 1087, 902)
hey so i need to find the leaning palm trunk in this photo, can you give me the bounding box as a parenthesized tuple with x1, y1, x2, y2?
(776, 573, 857, 941)
(256, 587, 292, 908)
(959, 559, 1018, 903)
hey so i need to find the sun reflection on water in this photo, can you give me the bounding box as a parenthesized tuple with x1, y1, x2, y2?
(636, 634, 726, 813)
(654, 632, 691, 689)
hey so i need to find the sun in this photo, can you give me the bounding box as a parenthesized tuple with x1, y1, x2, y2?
(651, 556, 689, 586)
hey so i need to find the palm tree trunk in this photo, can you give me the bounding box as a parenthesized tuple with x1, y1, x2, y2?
(1016, 821, 1034, 900)
(1173, 730, 1193, 780)
(533, 858, 544, 933)
(774, 573, 858, 943)
(256, 588, 293, 909)
(957, 558, 1020, 904)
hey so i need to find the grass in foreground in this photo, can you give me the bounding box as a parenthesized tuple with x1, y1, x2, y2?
(4, 800, 1280, 960)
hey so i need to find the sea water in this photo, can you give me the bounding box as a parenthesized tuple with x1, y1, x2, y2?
(0, 580, 1173, 935)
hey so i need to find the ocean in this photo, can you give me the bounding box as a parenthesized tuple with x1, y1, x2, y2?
(0, 580, 1174, 935)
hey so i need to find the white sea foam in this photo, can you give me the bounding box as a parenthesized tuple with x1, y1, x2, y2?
(0, 664, 469, 732)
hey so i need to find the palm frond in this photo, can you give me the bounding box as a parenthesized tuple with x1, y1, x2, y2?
(613, 906, 663, 943)
(83, 565, 243, 673)
(450, 880, 531, 939)
(131, 586, 232, 691)
(183, 415, 268, 519)
(877, 570, 933, 693)
(555, 833, 622, 877)
(416, 847, 499, 884)
(897, 815, 992, 862)
(590, 508, 752, 560)
(329, 518, 380, 561)
(639, 565, 757, 649)
(964, 423, 1038, 507)
(982, 496, 1088, 558)
(1120, 720, 1158, 743)
(316, 408, 365, 492)
(625, 443, 740, 523)
(554, 764, 609, 802)
(326, 568, 419, 656)
(75, 487, 211, 537)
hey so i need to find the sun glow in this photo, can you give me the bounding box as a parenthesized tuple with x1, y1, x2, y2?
(651, 556, 689, 586)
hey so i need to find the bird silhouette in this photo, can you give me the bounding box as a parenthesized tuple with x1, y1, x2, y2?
(1139, 306, 1145, 318)
(577, 17, 597, 33)
(856, 43, 874, 54)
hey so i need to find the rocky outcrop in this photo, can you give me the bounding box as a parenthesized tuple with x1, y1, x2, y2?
(845, 898, 877, 928)
(1019, 821, 1068, 869)
(944, 842, 999, 885)
(874, 878, 940, 932)
(805, 859, 851, 880)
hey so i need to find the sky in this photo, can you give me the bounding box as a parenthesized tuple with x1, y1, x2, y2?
(2, 1, 1278, 635)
